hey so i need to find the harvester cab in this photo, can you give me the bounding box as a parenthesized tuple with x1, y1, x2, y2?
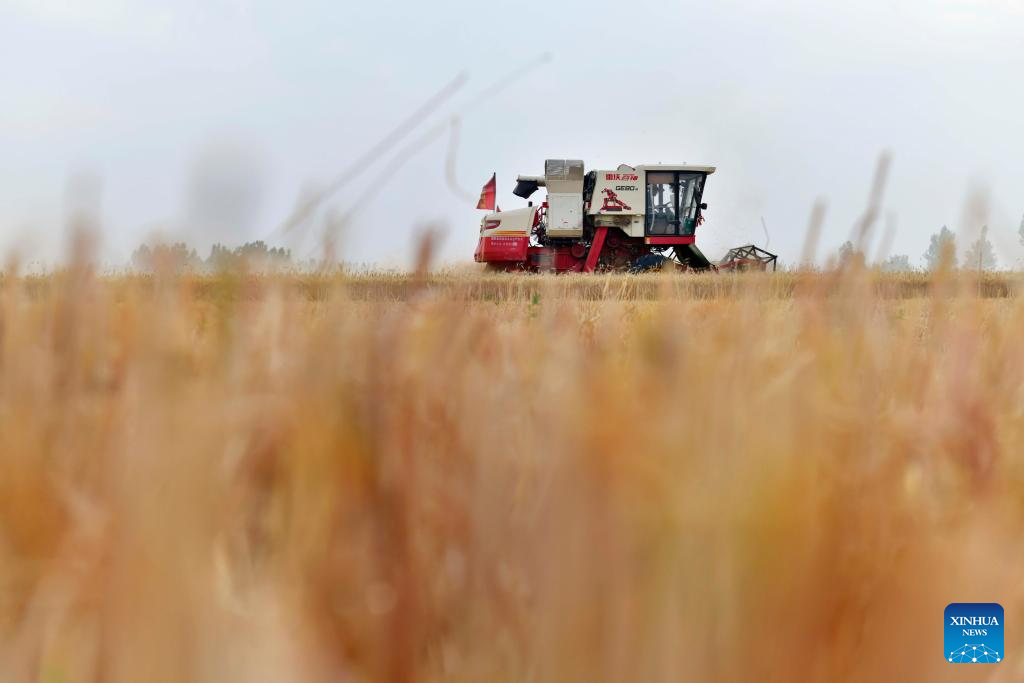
(475, 159, 724, 273)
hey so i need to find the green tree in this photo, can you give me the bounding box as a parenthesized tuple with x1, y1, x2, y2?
(837, 241, 864, 268)
(879, 254, 913, 272)
(963, 225, 997, 271)
(923, 226, 957, 270)
(205, 241, 293, 272)
(131, 244, 152, 271)
(131, 242, 200, 273)
(205, 243, 237, 271)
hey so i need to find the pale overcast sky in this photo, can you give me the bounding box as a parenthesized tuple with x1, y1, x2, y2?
(1, 0, 1023, 267)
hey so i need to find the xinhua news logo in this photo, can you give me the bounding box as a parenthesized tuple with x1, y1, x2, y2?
(945, 603, 1003, 663)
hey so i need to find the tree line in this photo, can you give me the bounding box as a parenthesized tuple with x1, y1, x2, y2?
(838, 214, 1022, 272)
(130, 241, 295, 273)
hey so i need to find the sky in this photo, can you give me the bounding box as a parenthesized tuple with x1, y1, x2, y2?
(1, 0, 1023, 268)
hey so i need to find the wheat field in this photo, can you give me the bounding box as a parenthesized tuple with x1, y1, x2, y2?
(1, 261, 1021, 682)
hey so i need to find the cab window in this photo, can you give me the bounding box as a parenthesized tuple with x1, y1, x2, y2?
(645, 172, 706, 236)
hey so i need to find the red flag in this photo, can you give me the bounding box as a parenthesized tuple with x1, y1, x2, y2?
(476, 173, 496, 210)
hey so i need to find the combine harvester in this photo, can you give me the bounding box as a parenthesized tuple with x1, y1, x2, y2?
(473, 159, 776, 273)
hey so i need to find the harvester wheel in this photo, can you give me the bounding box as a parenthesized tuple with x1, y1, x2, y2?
(629, 254, 669, 273)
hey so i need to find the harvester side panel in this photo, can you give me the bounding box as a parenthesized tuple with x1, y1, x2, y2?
(544, 159, 585, 238)
(474, 207, 534, 263)
(546, 193, 583, 238)
(475, 235, 529, 263)
(587, 170, 646, 237)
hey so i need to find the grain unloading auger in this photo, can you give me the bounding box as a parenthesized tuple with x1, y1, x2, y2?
(473, 159, 776, 273)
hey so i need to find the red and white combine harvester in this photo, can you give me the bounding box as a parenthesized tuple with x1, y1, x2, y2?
(473, 159, 776, 273)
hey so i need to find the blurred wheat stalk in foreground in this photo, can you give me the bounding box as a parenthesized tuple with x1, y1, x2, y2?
(1, 264, 1022, 683)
